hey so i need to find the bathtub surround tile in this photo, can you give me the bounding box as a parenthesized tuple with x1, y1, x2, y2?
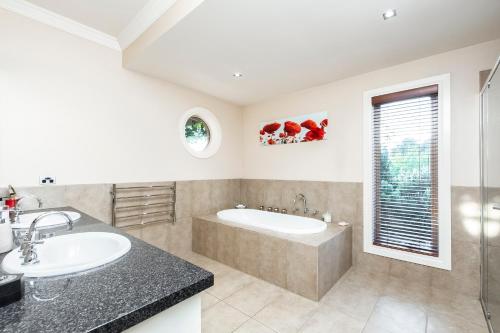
(318, 225, 352, 297)
(286, 242, 318, 300)
(236, 228, 261, 276)
(216, 223, 239, 266)
(192, 215, 352, 300)
(193, 217, 218, 259)
(259, 234, 288, 288)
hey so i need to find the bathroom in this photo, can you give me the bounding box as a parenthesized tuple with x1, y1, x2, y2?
(1, 0, 500, 332)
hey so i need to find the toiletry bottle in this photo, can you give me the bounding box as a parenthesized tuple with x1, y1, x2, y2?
(0, 207, 13, 253)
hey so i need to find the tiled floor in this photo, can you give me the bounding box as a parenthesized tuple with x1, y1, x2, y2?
(177, 251, 488, 333)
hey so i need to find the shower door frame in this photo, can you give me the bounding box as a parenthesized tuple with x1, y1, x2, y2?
(480, 56, 500, 333)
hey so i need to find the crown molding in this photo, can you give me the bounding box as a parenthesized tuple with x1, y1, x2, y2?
(0, 0, 121, 51)
(118, 0, 177, 50)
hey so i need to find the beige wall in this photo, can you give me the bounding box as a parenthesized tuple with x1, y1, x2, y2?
(0, 9, 243, 187)
(242, 39, 500, 187)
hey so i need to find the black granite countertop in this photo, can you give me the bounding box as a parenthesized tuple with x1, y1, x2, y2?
(0, 207, 213, 333)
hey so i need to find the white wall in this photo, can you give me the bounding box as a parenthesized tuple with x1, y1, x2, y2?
(243, 39, 500, 186)
(0, 9, 243, 187)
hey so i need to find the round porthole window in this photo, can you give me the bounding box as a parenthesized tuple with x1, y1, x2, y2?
(185, 116, 210, 152)
(179, 107, 221, 158)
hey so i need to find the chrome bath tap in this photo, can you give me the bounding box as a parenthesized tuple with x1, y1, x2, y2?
(293, 193, 309, 214)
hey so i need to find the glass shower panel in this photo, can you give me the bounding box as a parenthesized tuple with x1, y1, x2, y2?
(483, 62, 500, 332)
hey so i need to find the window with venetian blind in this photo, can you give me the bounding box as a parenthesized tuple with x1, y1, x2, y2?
(363, 75, 451, 270)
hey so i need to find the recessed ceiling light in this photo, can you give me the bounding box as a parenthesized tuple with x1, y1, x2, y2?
(382, 9, 397, 20)
(233, 72, 243, 78)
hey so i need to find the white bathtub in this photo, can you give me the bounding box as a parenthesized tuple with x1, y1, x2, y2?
(216, 209, 327, 235)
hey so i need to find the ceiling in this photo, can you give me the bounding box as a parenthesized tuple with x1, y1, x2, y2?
(125, 0, 500, 105)
(18, 0, 500, 106)
(26, 0, 150, 36)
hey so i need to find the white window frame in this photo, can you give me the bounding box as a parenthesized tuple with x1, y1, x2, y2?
(363, 74, 451, 270)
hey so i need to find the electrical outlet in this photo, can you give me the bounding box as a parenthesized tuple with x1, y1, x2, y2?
(39, 176, 56, 185)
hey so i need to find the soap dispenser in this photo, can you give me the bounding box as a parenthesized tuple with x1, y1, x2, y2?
(0, 206, 13, 253)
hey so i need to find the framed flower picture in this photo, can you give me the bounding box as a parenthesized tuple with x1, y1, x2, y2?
(259, 112, 328, 146)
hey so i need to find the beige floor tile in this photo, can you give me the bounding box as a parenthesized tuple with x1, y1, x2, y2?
(426, 288, 486, 327)
(225, 279, 285, 316)
(183, 252, 232, 275)
(340, 267, 386, 292)
(202, 301, 250, 333)
(254, 292, 319, 333)
(381, 276, 430, 304)
(207, 268, 257, 299)
(364, 296, 426, 333)
(427, 312, 489, 333)
(234, 319, 276, 333)
(362, 312, 406, 333)
(299, 305, 365, 333)
(201, 292, 220, 311)
(320, 278, 379, 321)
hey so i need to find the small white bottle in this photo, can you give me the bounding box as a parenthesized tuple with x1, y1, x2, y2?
(322, 212, 332, 223)
(0, 206, 13, 253)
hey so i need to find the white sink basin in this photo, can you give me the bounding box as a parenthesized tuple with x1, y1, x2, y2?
(2, 232, 131, 277)
(11, 211, 81, 229)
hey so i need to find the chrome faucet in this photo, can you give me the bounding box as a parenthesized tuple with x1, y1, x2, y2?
(20, 211, 74, 265)
(293, 193, 309, 214)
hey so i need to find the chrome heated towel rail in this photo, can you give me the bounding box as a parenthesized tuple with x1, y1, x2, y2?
(111, 183, 176, 228)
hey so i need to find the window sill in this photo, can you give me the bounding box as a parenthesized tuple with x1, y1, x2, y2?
(363, 242, 451, 270)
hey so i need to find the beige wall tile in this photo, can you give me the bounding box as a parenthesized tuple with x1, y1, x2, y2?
(17, 185, 67, 209)
(65, 184, 112, 224)
(451, 186, 481, 244)
(191, 180, 212, 216)
(167, 217, 192, 255)
(175, 181, 192, 219)
(430, 240, 480, 297)
(388, 260, 432, 288)
(140, 223, 168, 250)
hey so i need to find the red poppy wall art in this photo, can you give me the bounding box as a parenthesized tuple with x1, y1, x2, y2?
(259, 112, 329, 146)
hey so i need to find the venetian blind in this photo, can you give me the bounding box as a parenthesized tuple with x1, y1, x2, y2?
(371, 84, 439, 257)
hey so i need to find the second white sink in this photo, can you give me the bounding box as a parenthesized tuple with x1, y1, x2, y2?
(2, 232, 131, 277)
(12, 211, 81, 229)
